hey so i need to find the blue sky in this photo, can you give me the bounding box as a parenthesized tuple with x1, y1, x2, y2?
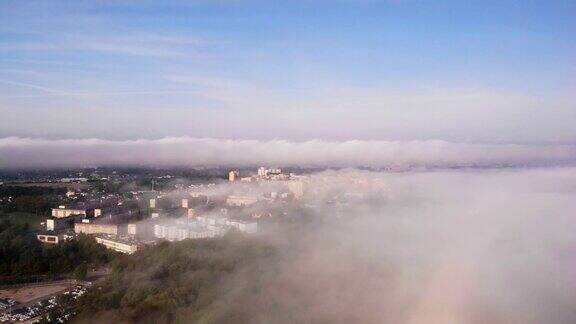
(0, 0, 574, 143)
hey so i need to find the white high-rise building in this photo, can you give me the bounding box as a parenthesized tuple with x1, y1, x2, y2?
(229, 170, 239, 182)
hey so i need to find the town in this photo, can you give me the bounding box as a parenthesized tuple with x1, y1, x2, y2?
(33, 167, 311, 253)
(0, 166, 385, 323)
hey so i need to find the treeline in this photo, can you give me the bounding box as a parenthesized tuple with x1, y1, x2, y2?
(0, 186, 65, 197)
(75, 233, 279, 324)
(0, 186, 65, 214)
(0, 220, 112, 284)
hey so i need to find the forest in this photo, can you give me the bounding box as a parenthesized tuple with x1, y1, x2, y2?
(0, 220, 112, 284)
(74, 233, 280, 324)
(0, 185, 65, 215)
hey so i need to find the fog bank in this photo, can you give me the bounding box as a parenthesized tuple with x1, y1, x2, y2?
(213, 168, 576, 324)
(1, 137, 575, 169)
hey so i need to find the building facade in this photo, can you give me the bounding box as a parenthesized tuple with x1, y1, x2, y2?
(74, 223, 120, 235)
(95, 236, 139, 254)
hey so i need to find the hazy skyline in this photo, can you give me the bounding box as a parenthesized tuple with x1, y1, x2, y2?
(1, 0, 575, 144)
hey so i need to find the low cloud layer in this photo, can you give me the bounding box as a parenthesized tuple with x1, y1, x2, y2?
(93, 168, 576, 323)
(213, 168, 576, 323)
(262, 168, 576, 323)
(1, 137, 575, 169)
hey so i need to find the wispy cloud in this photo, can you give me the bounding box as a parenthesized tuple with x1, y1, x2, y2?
(0, 87, 198, 99)
(0, 35, 201, 57)
(0, 79, 69, 95)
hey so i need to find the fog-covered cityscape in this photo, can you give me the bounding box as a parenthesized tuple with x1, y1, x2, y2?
(2, 166, 576, 323)
(1, 0, 575, 323)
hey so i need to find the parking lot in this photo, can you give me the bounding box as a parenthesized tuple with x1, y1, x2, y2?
(0, 283, 87, 323)
(0, 282, 71, 304)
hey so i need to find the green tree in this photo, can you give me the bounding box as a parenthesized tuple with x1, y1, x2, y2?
(74, 263, 88, 280)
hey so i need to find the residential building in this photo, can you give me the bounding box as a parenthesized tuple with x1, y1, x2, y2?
(229, 170, 239, 182)
(37, 232, 68, 244)
(51, 206, 86, 218)
(95, 236, 139, 254)
(226, 195, 259, 206)
(74, 223, 121, 235)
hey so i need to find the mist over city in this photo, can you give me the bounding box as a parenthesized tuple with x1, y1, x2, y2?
(1, 1, 575, 324)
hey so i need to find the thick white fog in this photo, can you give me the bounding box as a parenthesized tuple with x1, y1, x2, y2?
(2, 135, 575, 323)
(211, 168, 576, 324)
(0, 137, 575, 168)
